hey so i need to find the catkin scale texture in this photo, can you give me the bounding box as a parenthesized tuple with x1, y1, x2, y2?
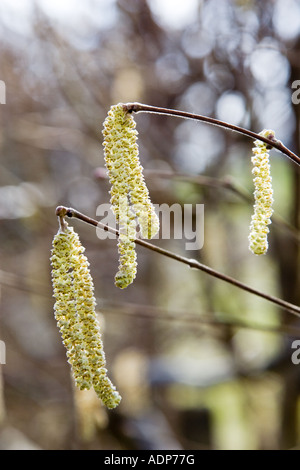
(51, 226, 121, 409)
(102, 103, 159, 288)
(249, 130, 274, 255)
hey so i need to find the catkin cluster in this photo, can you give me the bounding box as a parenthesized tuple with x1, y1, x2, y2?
(102, 103, 159, 288)
(51, 224, 121, 409)
(249, 129, 275, 255)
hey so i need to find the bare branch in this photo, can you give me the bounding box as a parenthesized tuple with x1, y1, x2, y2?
(124, 102, 300, 167)
(56, 206, 300, 318)
(94, 167, 300, 244)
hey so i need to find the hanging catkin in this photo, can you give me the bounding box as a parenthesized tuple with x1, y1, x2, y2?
(249, 129, 275, 255)
(102, 103, 159, 288)
(51, 224, 121, 409)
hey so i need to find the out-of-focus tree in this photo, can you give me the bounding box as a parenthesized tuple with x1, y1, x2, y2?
(0, 0, 300, 450)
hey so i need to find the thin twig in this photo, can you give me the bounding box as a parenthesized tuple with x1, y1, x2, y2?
(124, 102, 300, 167)
(100, 299, 300, 337)
(56, 206, 300, 318)
(151, 169, 300, 243)
(95, 167, 300, 243)
(0, 267, 299, 335)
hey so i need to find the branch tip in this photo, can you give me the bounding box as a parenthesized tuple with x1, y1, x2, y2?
(55, 206, 67, 217)
(55, 206, 69, 232)
(120, 103, 300, 165)
(123, 102, 143, 113)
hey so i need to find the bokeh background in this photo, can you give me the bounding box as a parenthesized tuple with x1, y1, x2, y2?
(0, 0, 300, 450)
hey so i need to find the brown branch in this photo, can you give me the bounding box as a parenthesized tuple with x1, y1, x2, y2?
(1, 267, 299, 336)
(94, 167, 300, 243)
(124, 102, 300, 167)
(147, 169, 300, 243)
(56, 206, 300, 318)
(100, 299, 300, 337)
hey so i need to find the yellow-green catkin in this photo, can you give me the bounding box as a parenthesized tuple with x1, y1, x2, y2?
(115, 195, 137, 289)
(51, 224, 121, 409)
(102, 103, 159, 288)
(249, 129, 275, 255)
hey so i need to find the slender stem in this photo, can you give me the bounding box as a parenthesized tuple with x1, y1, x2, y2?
(95, 167, 300, 243)
(0, 267, 299, 335)
(55, 205, 69, 232)
(56, 206, 300, 318)
(101, 299, 300, 336)
(124, 102, 300, 166)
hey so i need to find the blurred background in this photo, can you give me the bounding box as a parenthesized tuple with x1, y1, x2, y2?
(0, 0, 300, 450)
